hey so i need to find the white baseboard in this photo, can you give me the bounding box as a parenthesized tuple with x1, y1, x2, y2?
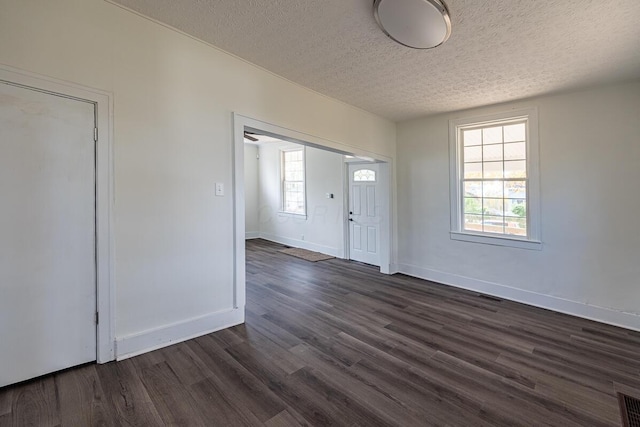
(245, 231, 259, 239)
(389, 263, 401, 275)
(115, 307, 244, 360)
(396, 263, 640, 332)
(259, 232, 342, 258)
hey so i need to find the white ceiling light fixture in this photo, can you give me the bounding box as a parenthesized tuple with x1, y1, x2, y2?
(373, 0, 451, 49)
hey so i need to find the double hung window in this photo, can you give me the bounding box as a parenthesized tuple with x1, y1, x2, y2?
(449, 108, 541, 249)
(281, 149, 306, 215)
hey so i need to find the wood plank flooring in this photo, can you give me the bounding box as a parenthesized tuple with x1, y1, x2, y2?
(1, 238, 639, 426)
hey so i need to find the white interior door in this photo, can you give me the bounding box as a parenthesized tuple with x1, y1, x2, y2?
(348, 163, 381, 266)
(0, 83, 96, 387)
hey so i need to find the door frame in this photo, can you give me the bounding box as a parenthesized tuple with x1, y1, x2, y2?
(0, 65, 115, 363)
(233, 113, 393, 308)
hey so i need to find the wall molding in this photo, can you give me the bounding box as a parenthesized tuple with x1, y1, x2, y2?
(115, 308, 244, 360)
(396, 263, 640, 332)
(245, 231, 260, 239)
(258, 232, 343, 258)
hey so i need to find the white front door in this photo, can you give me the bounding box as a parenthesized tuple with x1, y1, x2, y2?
(0, 82, 97, 387)
(348, 163, 381, 266)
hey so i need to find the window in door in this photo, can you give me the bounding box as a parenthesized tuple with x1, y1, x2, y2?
(353, 169, 376, 182)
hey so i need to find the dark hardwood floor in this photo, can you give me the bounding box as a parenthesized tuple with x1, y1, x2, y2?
(2, 238, 639, 426)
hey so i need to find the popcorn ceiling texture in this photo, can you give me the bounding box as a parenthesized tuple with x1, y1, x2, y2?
(112, 0, 640, 121)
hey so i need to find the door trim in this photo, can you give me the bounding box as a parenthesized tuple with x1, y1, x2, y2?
(0, 65, 115, 363)
(233, 113, 393, 310)
(342, 162, 350, 261)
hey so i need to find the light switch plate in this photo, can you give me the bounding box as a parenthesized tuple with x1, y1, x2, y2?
(215, 182, 224, 196)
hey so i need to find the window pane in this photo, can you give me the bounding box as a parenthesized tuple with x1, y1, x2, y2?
(504, 123, 525, 142)
(285, 182, 303, 194)
(483, 144, 503, 162)
(504, 142, 526, 160)
(464, 181, 482, 197)
(505, 160, 527, 178)
(483, 161, 503, 178)
(483, 126, 502, 144)
(483, 198, 504, 216)
(457, 116, 533, 241)
(463, 214, 483, 232)
(463, 197, 482, 214)
(505, 199, 526, 218)
(506, 217, 527, 236)
(354, 169, 375, 181)
(464, 162, 482, 179)
(463, 129, 481, 146)
(282, 149, 305, 214)
(483, 181, 503, 198)
(464, 146, 482, 163)
(504, 181, 526, 199)
(483, 215, 505, 234)
(285, 203, 304, 215)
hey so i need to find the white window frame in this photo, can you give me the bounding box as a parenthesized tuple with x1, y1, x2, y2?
(449, 108, 541, 250)
(280, 147, 307, 217)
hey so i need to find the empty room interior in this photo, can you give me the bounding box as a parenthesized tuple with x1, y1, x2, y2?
(1, 0, 639, 425)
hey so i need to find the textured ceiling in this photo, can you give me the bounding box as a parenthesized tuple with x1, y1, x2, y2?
(112, 0, 640, 121)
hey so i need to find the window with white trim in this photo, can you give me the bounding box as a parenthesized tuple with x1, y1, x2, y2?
(449, 108, 541, 249)
(281, 148, 306, 215)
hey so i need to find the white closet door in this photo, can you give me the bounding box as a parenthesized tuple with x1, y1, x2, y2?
(0, 82, 96, 387)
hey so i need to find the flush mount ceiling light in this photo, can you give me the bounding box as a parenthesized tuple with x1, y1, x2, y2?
(373, 0, 451, 49)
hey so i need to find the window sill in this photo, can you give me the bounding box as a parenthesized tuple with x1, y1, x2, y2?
(278, 211, 307, 220)
(450, 231, 542, 250)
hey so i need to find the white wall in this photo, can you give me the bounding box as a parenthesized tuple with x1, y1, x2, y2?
(244, 144, 259, 237)
(0, 0, 396, 357)
(257, 143, 345, 257)
(396, 81, 640, 330)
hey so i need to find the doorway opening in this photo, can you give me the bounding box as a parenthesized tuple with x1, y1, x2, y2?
(232, 114, 393, 309)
